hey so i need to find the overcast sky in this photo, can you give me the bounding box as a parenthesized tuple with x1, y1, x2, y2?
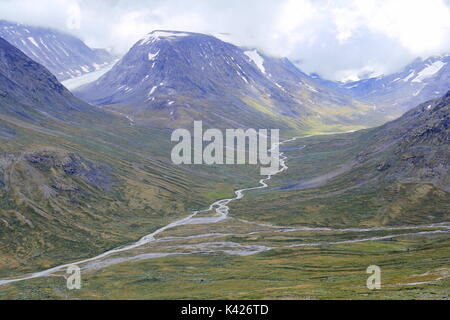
(1, 0, 450, 81)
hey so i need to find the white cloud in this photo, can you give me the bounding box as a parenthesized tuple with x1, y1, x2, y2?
(346, 0, 450, 56)
(0, 0, 449, 81)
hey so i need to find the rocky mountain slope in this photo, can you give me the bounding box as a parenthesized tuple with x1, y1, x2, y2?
(358, 90, 449, 190)
(0, 37, 101, 122)
(0, 20, 113, 81)
(75, 30, 385, 132)
(231, 91, 450, 227)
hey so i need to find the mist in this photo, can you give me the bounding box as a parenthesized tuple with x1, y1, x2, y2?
(1, 0, 449, 81)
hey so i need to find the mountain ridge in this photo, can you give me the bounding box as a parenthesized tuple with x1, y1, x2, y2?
(0, 36, 110, 126)
(0, 20, 114, 81)
(75, 30, 386, 132)
(312, 54, 450, 116)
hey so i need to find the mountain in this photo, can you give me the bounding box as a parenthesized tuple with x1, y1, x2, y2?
(231, 91, 450, 227)
(0, 36, 104, 123)
(0, 28, 447, 299)
(75, 30, 385, 133)
(357, 90, 449, 190)
(0, 20, 114, 81)
(0, 35, 253, 278)
(314, 54, 450, 116)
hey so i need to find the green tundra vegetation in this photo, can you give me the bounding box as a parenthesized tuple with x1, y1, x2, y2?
(0, 34, 448, 299)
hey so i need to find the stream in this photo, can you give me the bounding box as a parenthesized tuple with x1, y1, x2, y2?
(1, 133, 448, 286)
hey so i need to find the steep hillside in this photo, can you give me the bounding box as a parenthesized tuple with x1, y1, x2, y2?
(230, 91, 450, 227)
(356, 90, 449, 190)
(76, 30, 385, 133)
(0, 37, 100, 122)
(0, 20, 114, 81)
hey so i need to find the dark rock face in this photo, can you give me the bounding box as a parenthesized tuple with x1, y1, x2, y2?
(315, 55, 450, 115)
(0, 20, 114, 81)
(25, 151, 115, 191)
(374, 90, 449, 147)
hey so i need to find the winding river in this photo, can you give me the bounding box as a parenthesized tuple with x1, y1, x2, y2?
(0, 133, 448, 286)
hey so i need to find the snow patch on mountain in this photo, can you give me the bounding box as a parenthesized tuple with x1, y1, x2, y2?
(140, 31, 190, 45)
(244, 50, 266, 74)
(27, 36, 39, 47)
(0, 20, 114, 81)
(148, 50, 159, 60)
(403, 71, 415, 82)
(412, 61, 446, 83)
(304, 83, 318, 93)
(148, 85, 158, 96)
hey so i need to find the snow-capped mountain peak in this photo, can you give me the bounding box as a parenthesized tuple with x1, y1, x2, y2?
(139, 30, 192, 46)
(315, 53, 450, 115)
(0, 20, 114, 81)
(75, 30, 383, 129)
(410, 60, 446, 83)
